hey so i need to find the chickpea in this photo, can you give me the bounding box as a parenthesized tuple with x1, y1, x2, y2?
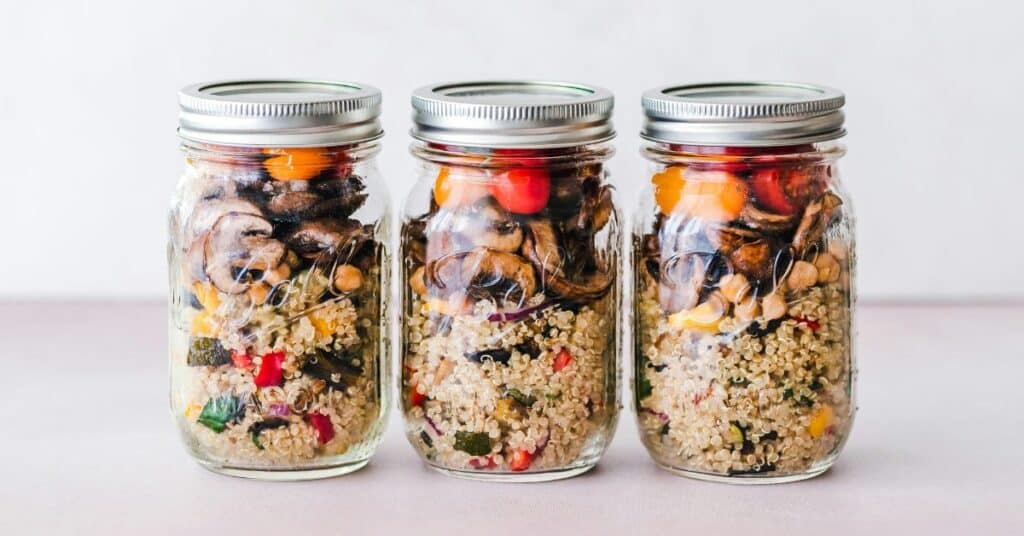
(814, 253, 841, 284)
(333, 264, 363, 293)
(762, 292, 788, 320)
(263, 263, 292, 285)
(247, 282, 270, 305)
(719, 273, 751, 304)
(787, 260, 818, 292)
(409, 266, 427, 297)
(734, 295, 761, 322)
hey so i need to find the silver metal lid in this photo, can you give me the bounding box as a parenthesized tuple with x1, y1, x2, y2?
(642, 81, 845, 146)
(178, 79, 382, 147)
(411, 80, 614, 148)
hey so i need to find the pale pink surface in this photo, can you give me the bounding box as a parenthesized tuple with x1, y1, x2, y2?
(0, 301, 1021, 534)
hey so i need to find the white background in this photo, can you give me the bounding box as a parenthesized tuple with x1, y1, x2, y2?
(2, 0, 1020, 300)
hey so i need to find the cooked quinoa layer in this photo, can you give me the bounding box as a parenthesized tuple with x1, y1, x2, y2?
(171, 269, 383, 467)
(636, 281, 852, 476)
(403, 293, 617, 472)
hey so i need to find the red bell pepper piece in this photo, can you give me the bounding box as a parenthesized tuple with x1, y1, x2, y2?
(509, 449, 533, 471)
(410, 384, 426, 407)
(230, 351, 253, 369)
(793, 316, 821, 331)
(306, 412, 335, 444)
(469, 456, 498, 469)
(552, 349, 572, 372)
(253, 351, 285, 387)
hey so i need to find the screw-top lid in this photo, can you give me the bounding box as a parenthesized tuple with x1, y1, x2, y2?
(642, 81, 845, 146)
(411, 80, 615, 148)
(178, 79, 382, 147)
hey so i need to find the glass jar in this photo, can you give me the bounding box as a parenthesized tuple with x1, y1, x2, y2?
(633, 82, 855, 483)
(168, 80, 390, 480)
(400, 81, 621, 481)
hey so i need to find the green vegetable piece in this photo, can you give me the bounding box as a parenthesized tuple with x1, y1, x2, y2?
(187, 337, 231, 367)
(637, 374, 653, 400)
(301, 348, 363, 389)
(505, 388, 537, 407)
(544, 391, 562, 401)
(782, 387, 794, 400)
(728, 421, 746, 444)
(197, 395, 242, 433)
(248, 417, 289, 450)
(453, 431, 491, 456)
(419, 430, 434, 448)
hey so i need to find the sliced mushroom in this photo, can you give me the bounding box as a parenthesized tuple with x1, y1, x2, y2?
(310, 175, 368, 218)
(521, 221, 612, 301)
(464, 199, 523, 253)
(265, 191, 324, 221)
(738, 204, 798, 233)
(285, 219, 370, 261)
(590, 184, 614, 233)
(204, 212, 286, 294)
(460, 248, 537, 304)
(186, 199, 262, 244)
(792, 192, 843, 254)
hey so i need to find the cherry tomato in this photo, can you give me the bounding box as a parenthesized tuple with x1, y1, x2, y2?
(489, 168, 551, 214)
(652, 167, 747, 221)
(253, 351, 285, 387)
(433, 166, 489, 208)
(750, 168, 796, 215)
(552, 349, 573, 372)
(306, 412, 335, 444)
(509, 449, 533, 471)
(262, 148, 333, 181)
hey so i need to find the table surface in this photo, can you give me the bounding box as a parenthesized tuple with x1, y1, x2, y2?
(1, 301, 1021, 535)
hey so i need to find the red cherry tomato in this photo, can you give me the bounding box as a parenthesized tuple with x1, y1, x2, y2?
(253, 351, 285, 387)
(552, 349, 572, 372)
(509, 449, 533, 471)
(489, 168, 551, 214)
(750, 168, 796, 215)
(306, 412, 335, 444)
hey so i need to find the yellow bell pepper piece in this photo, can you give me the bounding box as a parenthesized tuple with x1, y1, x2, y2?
(309, 311, 337, 337)
(808, 405, 834, 439)
(192, 282, 221, 310)
(190, 311, 215, 337)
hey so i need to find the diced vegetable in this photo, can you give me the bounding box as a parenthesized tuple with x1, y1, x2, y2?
(253, 351, 285, 387)
(552, 349, 572, 372)
(409, 382, 426, 407)
(509, 449, 533, 471)
(793, 315, 821, 331)
(728, 422, 746, 444)
(187, 337, 231, 367)
(505, 388, 537, 407)
(306, 412, 335, 444)
(807, 405, 834, 439)
(453, 431, 492, 456)
(469, 456, 497, 469)
(301, 348, 363, 390)
(489, 168, 551, 214)
(419, 430, 434, 448)
(262, 148, 332, 181)
(190, 311, 215, 337)
(248, 417, 289, 450)
(493, 398, 521, 424)
(197, 395, 242, 433)
(192, 281, 221, 310)
(230, 351, 253, 369)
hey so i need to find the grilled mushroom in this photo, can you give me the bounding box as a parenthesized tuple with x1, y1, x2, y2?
(427, 248, 536, 304)
(265, 191, 324, 221)
(793, 192, 842, 254)
(738, 204, 798, 233)
(204, 213, 286, 294)
(186, 199, 263, 244)
(310, 176, 368, 218)
(285, 219, 370, 261)
(465, 199, 523, 253)
(521, 220, 612, 301)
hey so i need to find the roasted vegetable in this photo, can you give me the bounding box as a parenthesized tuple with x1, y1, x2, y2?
(465, 348, 511, 365)
(306, 412, 335, 444)
(248, 417, 289, 450)
(453, 431, 492, 456)
(253, 351, 285, 387)
(302, 348, 363, 389)
(552, 349, 572, 372)
(505, 388, 537, 407)
(187, 337, 232, 367)
(197, 395, 243, 433)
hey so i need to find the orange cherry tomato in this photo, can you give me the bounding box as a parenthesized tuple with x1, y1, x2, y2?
(509, 449, 533, 471)
(552, 349, 572, 372)
(433, 166, 489, 208)
(489, 168, 551, 214)
(652, 166, 747, 221)
(262, 148, 333, 181)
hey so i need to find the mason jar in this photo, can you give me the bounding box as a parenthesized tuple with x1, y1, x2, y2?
(400, 81, 621, 481)
(168, 80, 390, 479)
(633, 82, 856, 483)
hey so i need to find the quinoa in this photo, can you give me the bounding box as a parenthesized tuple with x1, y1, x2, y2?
(403, 292, 617, 472)
(635, 275, 853, 477)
